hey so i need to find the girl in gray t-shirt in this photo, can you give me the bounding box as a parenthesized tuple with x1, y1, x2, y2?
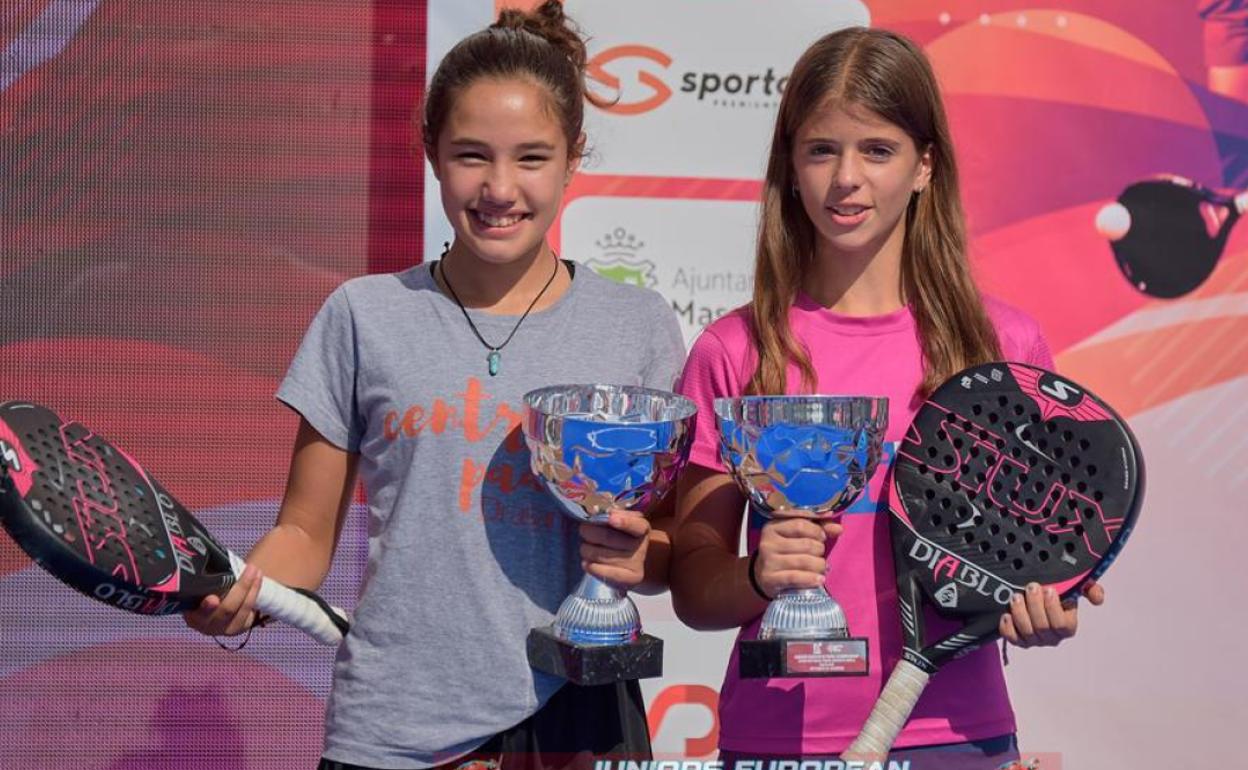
(185, 4, 685, 769)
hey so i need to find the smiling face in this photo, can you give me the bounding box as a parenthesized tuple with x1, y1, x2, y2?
(431, 77, 579, 266)
(792, 101, 931, 263)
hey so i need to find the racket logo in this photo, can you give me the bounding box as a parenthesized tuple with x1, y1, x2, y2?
(92, 582, 181, 615)
(934, 583, 958, 609)
(1, 440, 21, 471)
(933, 554, 960, 580)
(153, 489, 199, 577)
(905, 409, 1121, 559)
(1037, 374, 1082, 406)
(1014, 424, 1055, 463)
(59, 425, 141, 578)
(901, 648, 936, 672)
(0, 422, 39, 498)
(1008, 364, 1114, 423)
(908, 538, 1016, 606)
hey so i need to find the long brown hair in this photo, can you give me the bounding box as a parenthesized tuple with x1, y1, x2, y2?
(748, 27, 1000, 397)
(420, 1, 593, 162)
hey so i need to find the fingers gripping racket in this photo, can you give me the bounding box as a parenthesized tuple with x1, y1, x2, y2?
(846, 363, 1144, 757)
(0, 401, 349, 646)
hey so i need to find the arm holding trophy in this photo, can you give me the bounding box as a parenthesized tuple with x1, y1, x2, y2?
(578, 493, 676, 596)
(670, 329, 887, 671)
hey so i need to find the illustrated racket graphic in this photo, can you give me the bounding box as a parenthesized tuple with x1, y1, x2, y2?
(845, 363, 1144, 757)
(0, 401, 349, 645)
(1098, 175, 1246, 298)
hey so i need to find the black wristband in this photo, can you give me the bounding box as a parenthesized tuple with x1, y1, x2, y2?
(747, 549, 773, 602)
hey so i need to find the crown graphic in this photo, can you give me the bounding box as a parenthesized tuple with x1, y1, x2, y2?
(595, 227, 646, 256)
(587, 226, 658, 289)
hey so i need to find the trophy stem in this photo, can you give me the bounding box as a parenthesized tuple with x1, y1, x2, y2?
(552, 573, 641, 646)
(758, 585, 850, 640)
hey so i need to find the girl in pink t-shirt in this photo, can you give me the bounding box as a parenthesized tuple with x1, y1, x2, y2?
(671, 27, 1104, 769)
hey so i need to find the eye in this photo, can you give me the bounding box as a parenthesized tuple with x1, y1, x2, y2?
(455, 151, 487, 163)
(519, 154, 551, 166)
(808, 143, 836, 158)
(864, 145, 896, 161)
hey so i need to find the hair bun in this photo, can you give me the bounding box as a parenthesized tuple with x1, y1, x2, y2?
(492, 1, 586, 70)
(423, 2, 596, 160)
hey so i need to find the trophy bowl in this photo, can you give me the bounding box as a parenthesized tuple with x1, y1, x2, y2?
(522, 384, 696, 683)
(715, 395, 888, 676)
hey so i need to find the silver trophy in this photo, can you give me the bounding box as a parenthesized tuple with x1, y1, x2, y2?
(715, 395, 888, 677)
(523, 383, 696, 684)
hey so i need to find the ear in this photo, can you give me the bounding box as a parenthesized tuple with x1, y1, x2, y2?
(426, 145, 442, 182)
(424, 136, 444, 182)
(915, 145, 933, 192)
(565, 132, 586, 185)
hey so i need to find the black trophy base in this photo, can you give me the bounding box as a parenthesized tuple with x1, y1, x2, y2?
(527, 627, 663, 685)
(739, 636, 870, 678)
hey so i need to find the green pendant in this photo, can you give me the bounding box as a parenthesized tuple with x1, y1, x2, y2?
(487, 350, 501, 376)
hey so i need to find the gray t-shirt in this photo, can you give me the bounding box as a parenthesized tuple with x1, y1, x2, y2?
(277, 261, 686, 769)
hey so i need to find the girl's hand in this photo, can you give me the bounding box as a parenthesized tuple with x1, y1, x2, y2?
(183, 563, 264, 637)
(752, 517, 843, 598)
(999, 580, 1105, 647)
(580, 509, 650, 589)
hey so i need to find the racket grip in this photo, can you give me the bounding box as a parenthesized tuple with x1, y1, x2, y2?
(229, 552, 350, 646)
(844, 659, 931, 759)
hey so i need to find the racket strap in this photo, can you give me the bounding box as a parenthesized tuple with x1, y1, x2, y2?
(214, 624, 259, 652)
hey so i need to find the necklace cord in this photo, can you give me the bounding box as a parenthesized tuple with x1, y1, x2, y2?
(436, 249, 562, 354)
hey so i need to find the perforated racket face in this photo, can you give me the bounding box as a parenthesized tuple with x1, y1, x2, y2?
(0, 401, 233, 615)
(890, 363, 1144, 623)
(1112, 180, 1234, 298)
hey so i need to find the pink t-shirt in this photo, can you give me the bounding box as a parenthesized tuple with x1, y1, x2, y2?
(676, 292, 1054, 755)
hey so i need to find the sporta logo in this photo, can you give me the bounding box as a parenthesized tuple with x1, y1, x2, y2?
(587, 46, 674, 115)
(587, 45, 789, 116)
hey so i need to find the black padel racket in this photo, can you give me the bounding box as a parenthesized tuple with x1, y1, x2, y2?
(0, 401, 349, 645)
(1104, 175, 1245, 298)
(846, 363, 1144, 757)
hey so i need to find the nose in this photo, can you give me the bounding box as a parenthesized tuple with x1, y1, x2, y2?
(833, 152, 864, 191)
(482, 162, 517, 205)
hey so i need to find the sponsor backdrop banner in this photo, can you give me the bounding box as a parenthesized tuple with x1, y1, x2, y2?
(2, 1, 1245, 768)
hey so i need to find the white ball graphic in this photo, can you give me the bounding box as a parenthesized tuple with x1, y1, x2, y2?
(1095, 202, 1132, 241)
